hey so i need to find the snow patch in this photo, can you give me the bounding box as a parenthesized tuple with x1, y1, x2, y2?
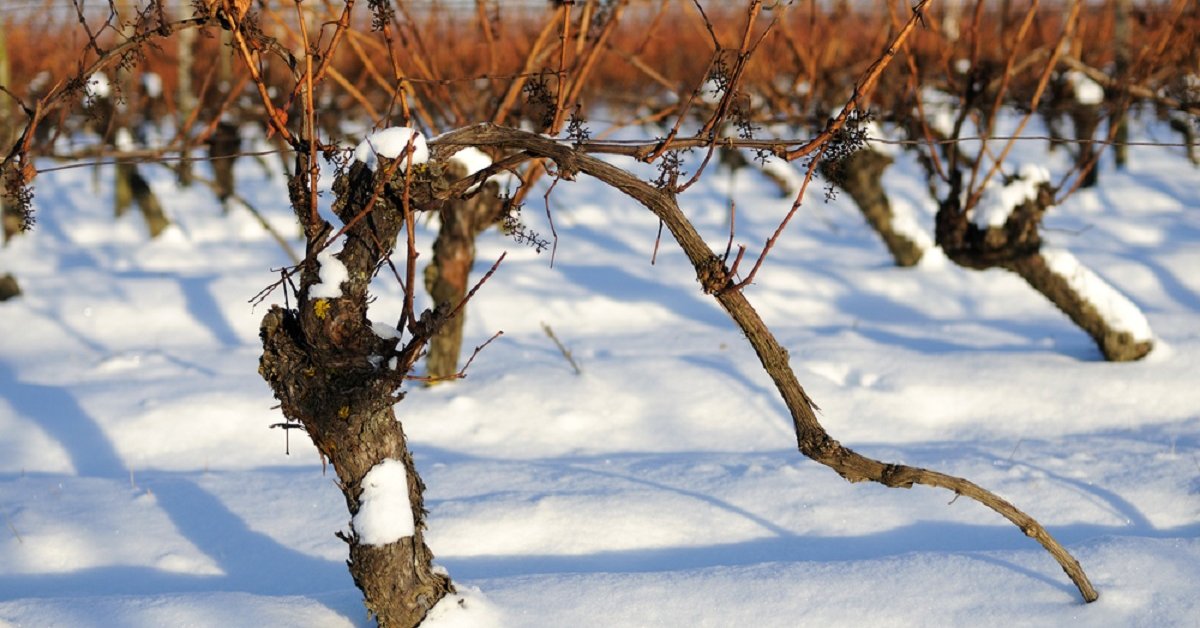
(864, 120, 896, 157)
(972, 164, 1049, 229)
(142, 72, 163, 99)
(1066, 70, 1105, 106)
(309, 243, 349, 299)
(114, 128, 136, 152)
(352, 458, 415, 546)
(758, 157, 804, 196)
(449, 146, 515, 192)
(889, 198, 934, 253)
(921, 87, 958, 137)
(372, 321, 402, 340)
(450, 147, 492, 179)
(86, 73, 111, 100)
(1041, 247, 1154, 342)
(423, 584, 504, 627)
(354, 127, 429, 171)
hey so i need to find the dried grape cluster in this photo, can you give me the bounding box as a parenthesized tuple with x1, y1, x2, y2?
(499, 196, 550, 254)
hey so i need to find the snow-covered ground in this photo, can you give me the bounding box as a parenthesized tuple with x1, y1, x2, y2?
(1, 118, 1198, 627)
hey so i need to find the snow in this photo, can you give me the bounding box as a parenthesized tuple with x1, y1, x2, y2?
(758, 156, 804, 196)
(85, 73, 111, 100)
(310, 242, 349, 299)
(449, 146, 515, 192)
(973, 163, 1051, 229)
(863, 120, 896, 157)
(114, 128, 136, 152)
(354, 127, 430, 171)
(1041, 247, 1154, 342)
(372, 320, 402, 340)
(422, 585, 503, 627)
(921, 87, 959, 137)
(142, 72, 163, 99)
(1066, 70, 1106, 106)
(889, 197, 935, 254)
(352, 459, 416, 546)
(450, 147, 493, 181)
(0, 111, 1197, 627)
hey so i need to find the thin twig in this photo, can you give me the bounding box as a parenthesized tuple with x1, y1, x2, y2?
(3, 512, 22, 544)
(406, 331, 504, 383)
(541, 322, 582, 375)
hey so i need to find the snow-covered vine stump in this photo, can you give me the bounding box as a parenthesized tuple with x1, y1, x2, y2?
(936, 165, 1153, 361)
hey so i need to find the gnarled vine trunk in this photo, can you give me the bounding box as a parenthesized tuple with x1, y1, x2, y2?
(423, 162, 504, 381)
(936, 179, 1153, 361)
(258, 160, 453, 627)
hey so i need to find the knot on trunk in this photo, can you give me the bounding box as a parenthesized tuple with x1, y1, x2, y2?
(697, 255, 731, 294)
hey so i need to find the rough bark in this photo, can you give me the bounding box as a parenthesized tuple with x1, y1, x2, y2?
(175, 0, 197, 186)
(1112, 0, 1131, 169)
(258, 160, 454, 627)
(125, 164, 171, 238)
(0, 273, 19, 301)
(1070, 103, 1101, 189)
(0, 15, 14, 242)
(208, 121, 241, 206)
(423, 162, 504, 381)
(431, 124, 1100, 603)
(936, 180, 1152, 361)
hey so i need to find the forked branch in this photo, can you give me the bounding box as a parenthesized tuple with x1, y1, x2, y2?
(432, 123, 1099, 604)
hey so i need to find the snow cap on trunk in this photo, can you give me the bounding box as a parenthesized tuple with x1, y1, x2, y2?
(1066, 70, 1105, 106)
(352, 458, 416, 546)
(309, 239, 349, 300)
(1041, 247, 1154, 342)
(972, 164, 1050, 229)
(354, 126, 429, 171)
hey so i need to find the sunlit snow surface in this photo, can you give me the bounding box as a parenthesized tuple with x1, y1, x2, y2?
(1, 114, 1198, 627)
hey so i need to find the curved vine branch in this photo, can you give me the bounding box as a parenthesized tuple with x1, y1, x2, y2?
(431, 123, 1099, 604)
